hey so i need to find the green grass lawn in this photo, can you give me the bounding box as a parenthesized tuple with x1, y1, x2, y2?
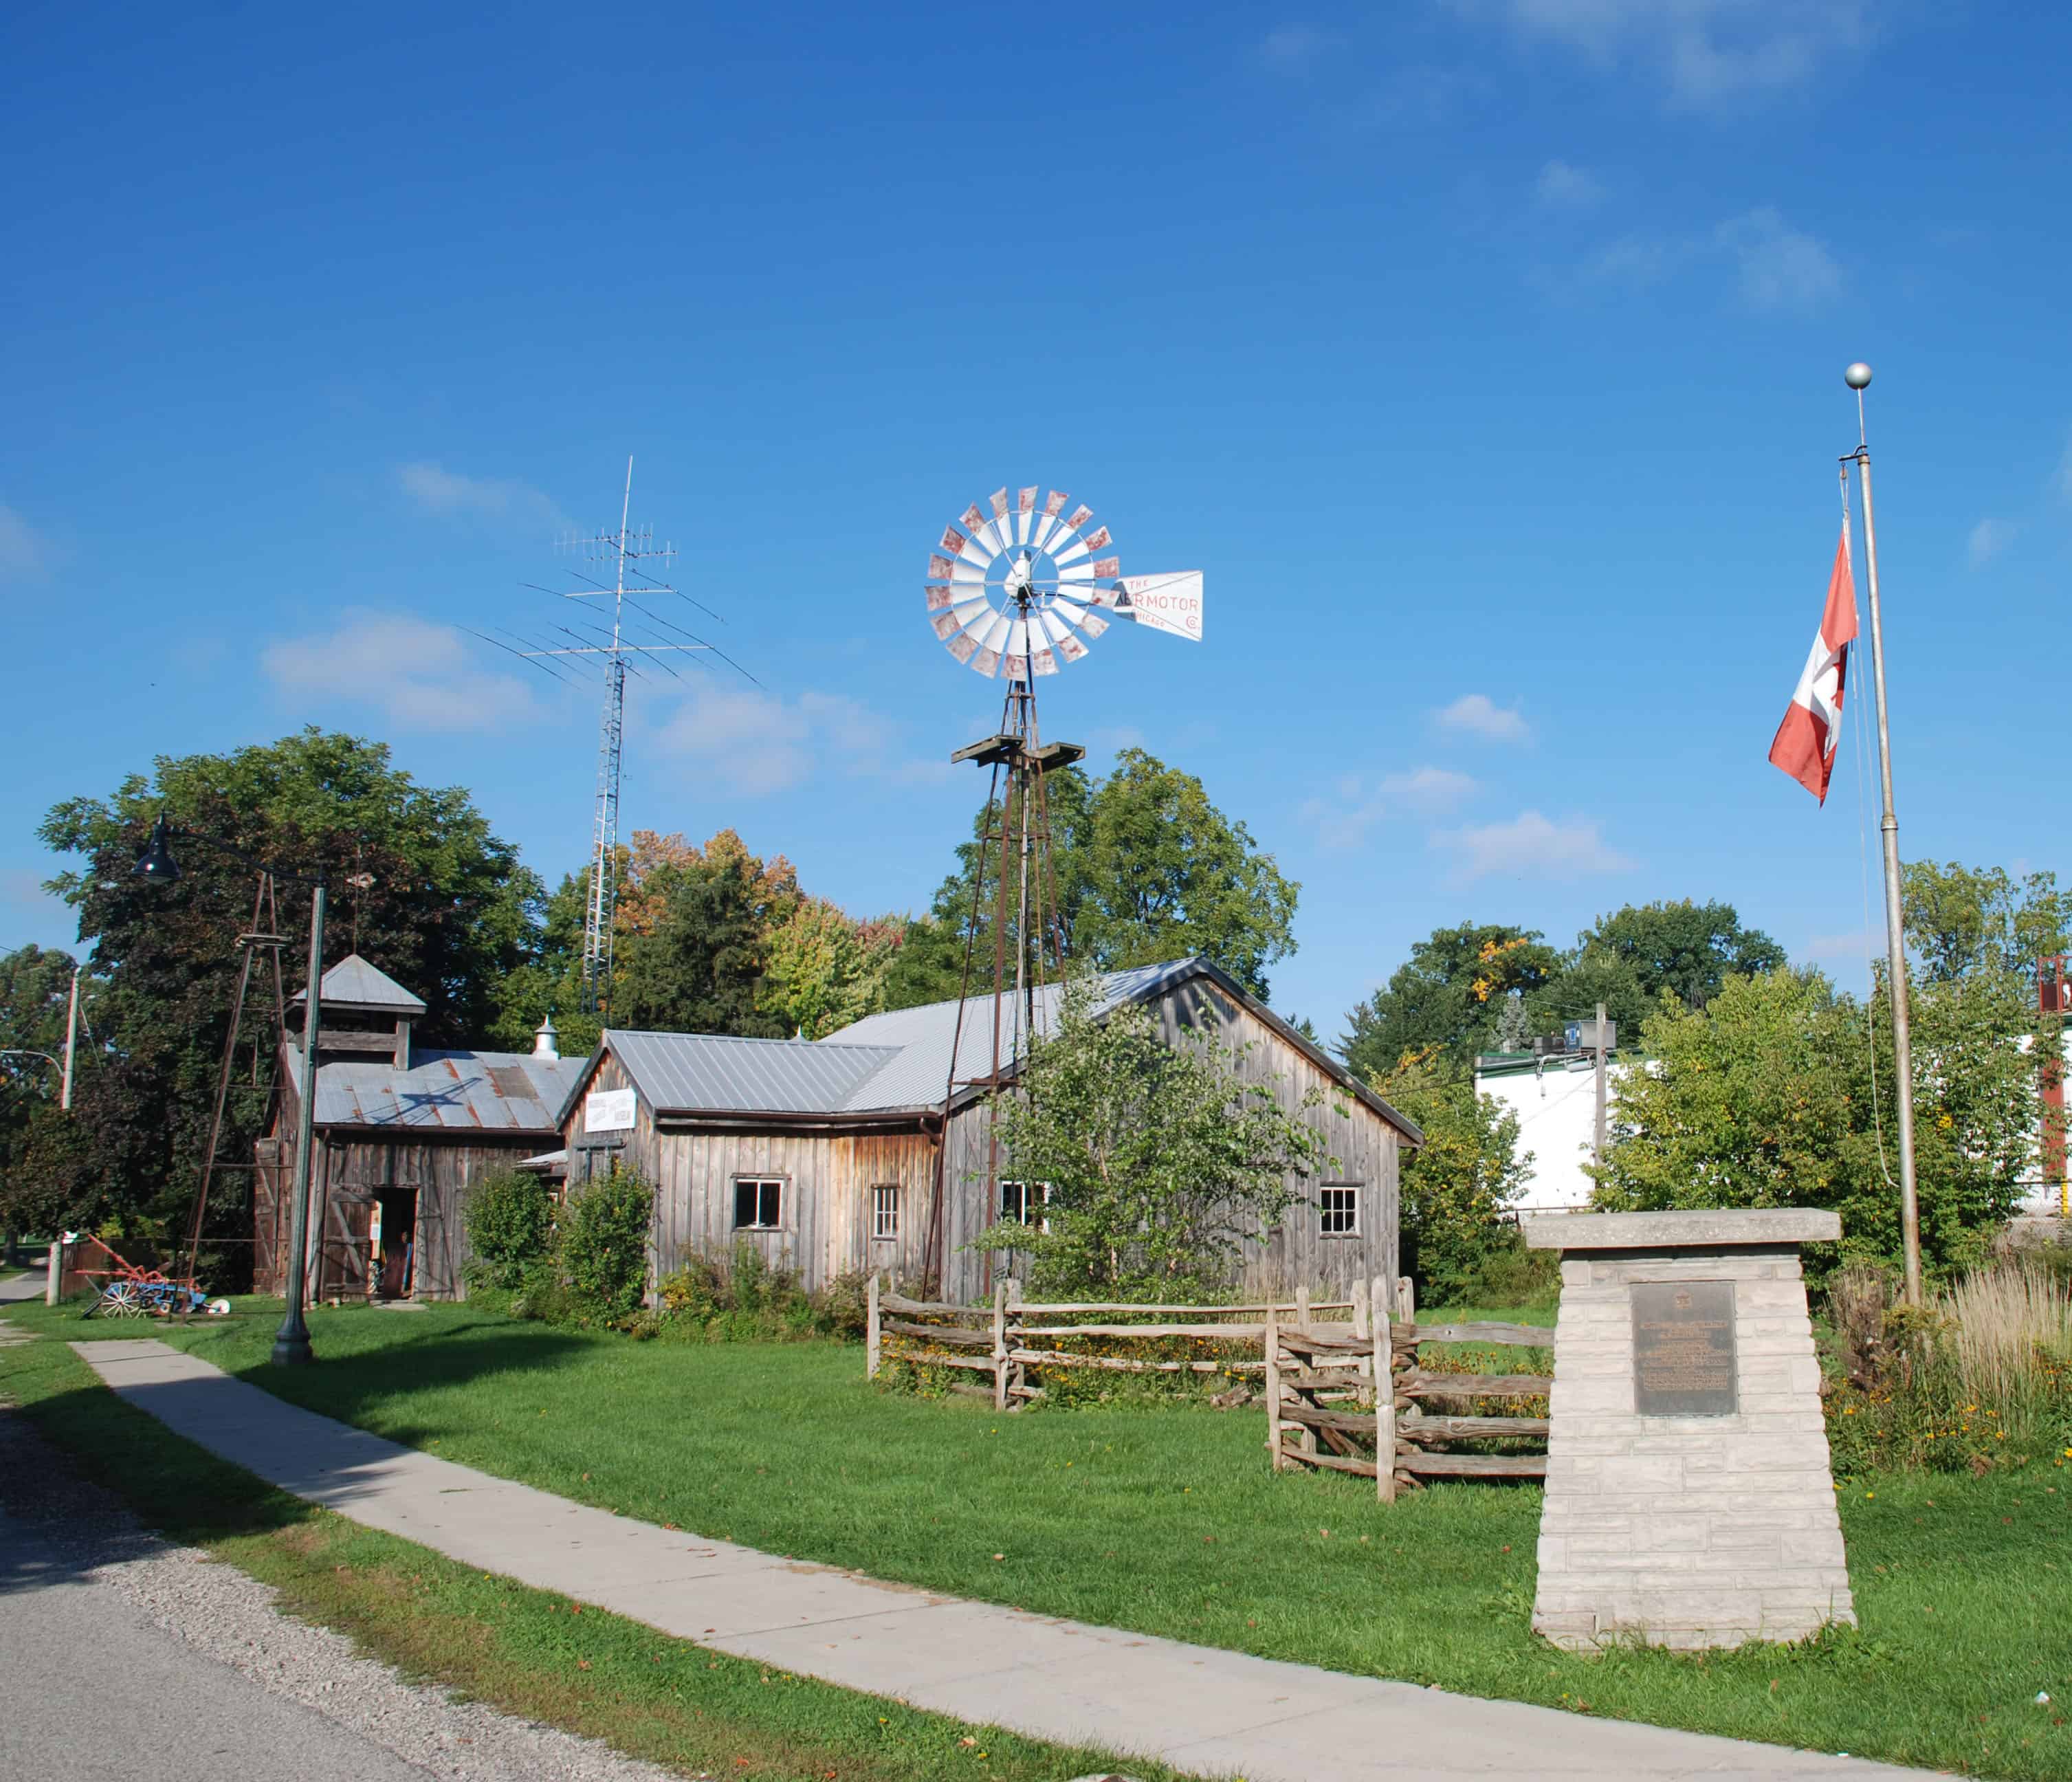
(14, 1295, 2072, 1779)
(0, 1325, 1204, 1782)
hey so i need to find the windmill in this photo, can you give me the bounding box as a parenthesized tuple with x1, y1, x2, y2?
(921, 485, 1203, 1287)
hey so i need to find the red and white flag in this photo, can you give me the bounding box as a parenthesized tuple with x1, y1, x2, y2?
(1767, 520, 1859, 803)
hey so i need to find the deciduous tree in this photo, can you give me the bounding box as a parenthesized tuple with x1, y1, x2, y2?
(979, 978, 1333, 1295)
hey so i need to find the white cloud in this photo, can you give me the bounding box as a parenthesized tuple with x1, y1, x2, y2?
(1302, 766, 1478, 850)
(1437, 693, 1531, 742)
(650, 688, 949, 798)
(1433, 810, 1633, 881)
(1534, 159, 1605, 210)
(1713, 206, 1842, 312)
(1551, 206, 1842, 314)
(263, 610, 541, 734)
(1967, 517, 2018, 568)
(0, 503, 53, 580)
(397, 462, 565, 530)
(1453, 0, 1875, 108)
(1260, 24, 1339, 71)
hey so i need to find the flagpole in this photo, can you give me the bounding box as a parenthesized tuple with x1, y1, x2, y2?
(1844, 361, 1924, 1306)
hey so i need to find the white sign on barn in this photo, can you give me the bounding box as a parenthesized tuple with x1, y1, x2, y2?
(584, 1087, 637, 1133)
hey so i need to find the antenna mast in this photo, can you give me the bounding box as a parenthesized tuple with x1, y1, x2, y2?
(582, 460, 639, 1018)
(465, 462, 764, 1020)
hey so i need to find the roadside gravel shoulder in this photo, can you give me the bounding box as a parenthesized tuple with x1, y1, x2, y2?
(0, 1406, 690, 1782)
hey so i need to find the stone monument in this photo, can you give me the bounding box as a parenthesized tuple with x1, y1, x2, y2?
(1523, 1209, 1854, 1651)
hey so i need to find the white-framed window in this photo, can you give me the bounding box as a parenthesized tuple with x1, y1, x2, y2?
(1000, 1179, 1051, 1231)
(734, 1177, 784, 1231)
(1319, 1185, 1359, 1237)
(871, 1184, 899, 1241)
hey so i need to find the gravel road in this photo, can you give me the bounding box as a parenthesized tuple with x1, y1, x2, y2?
(0, 1391, 692, 1781)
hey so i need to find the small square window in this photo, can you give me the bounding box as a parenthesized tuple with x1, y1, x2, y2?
(734, 1178, 782, 1230)
(871, 1184, 899, 1240)
(1319, 1185, 1358, 1237)
(1000, 1180, 1051, 1230)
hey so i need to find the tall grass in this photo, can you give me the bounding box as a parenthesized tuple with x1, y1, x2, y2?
(1824, 1257, 2072, 1474)
(1939, 1260, 2072, 1408)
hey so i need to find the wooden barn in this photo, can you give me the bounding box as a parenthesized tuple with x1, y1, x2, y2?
(554, 956, 1420, 1304)
(255, 954, 586, 1301)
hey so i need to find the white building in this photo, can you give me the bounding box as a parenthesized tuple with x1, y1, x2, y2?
(1475, 1049, 1632, 1215)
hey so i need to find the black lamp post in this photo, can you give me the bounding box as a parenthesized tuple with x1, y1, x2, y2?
(134, 813, 327, 1366)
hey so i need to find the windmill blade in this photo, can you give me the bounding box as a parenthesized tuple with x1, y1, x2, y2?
(1118, 571, 1204, 641)
(1016, 486, 1037, 544)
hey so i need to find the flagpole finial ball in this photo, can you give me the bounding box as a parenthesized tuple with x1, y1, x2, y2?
(1844, 362, 1873, 390)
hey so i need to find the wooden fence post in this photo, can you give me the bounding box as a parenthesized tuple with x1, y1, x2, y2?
(1264, 1311, 1286, 1471)
(991, 1275, 1009, 1412)
(1296, 1285, 1311, 1330)
(866, 1272, 881, 1379)
(1374, 1282, 1396, 1505)
(1352, 1275, 1370, 1343)
(1004, 1276, 1024, 1410)
(1397, 1275, 1415, 1326)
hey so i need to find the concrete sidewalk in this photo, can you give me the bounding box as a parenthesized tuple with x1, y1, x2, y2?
(74, 1339, 1930, 1782)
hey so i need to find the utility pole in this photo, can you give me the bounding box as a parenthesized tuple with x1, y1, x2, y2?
(1844, 362, 1924, 1306)
(1593, 1000, 1608, 1169)
(60, 966, 79, 1112)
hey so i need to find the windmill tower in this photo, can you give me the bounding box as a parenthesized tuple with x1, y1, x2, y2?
(469, 460, 758, 1017)
(919, 485, 1203, 1284)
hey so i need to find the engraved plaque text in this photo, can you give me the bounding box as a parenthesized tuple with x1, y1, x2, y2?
(1630, 1280, 1737, 1416)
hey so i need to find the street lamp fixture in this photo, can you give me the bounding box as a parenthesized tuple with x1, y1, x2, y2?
(132, 811, 329, 1367)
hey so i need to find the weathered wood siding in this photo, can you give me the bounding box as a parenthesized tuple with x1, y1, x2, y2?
(256, 1071, 560, 1300)
(936, 977, 1402, 1304)
(639, 1126, 938, 1290)
(557, 984, 1404, 1308)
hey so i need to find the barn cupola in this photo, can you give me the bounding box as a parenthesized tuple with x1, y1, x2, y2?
(293, 954, 428, 1070)
(533, 1013, 560, 1062)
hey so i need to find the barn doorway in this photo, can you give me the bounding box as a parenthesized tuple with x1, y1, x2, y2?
(371, 1188, 419, 1300)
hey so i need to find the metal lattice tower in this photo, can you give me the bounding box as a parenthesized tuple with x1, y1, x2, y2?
(470, 458, 760, 1018)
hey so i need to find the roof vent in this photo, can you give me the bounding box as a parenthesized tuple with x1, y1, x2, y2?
(533, 1014, 560, 1062)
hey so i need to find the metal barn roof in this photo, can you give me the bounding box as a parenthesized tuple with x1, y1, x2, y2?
(287, 1046, 584, 1134)
(557, 956, 1419, 1141)
(291, 952, 428, 1015)
(825, 960, 1187, 1110)
(597, 1030, 905, 1116)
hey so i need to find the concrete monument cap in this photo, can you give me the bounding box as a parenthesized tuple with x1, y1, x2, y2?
(1521, 1208, 1842, 1251)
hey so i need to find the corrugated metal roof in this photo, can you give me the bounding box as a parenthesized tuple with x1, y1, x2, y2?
(288, 1046, 584, 1133)
(599, 1030, 903, 1115)
(553, 956, 1420, 1141)
(828, 960, 1187, 1110)
(291, 952, 428, 1014)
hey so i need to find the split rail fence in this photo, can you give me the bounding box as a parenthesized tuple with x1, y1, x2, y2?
(864, 1274, 1397, 1412)
(1266, 1290, 1552, 1503)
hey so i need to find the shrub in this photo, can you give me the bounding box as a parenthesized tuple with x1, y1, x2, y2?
(463, 1169, 557, 1290)
(560, 1172, 654, 1323)
(652, 1244, 868, 1342)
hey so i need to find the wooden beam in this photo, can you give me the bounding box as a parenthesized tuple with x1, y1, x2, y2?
(1399, 1372, 1552, 1399)
(1398, 1451, 1549, 1478)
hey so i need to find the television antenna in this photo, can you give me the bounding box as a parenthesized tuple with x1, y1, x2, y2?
(920, 485, 1203, 1288)
(467, 458, 759, 1015)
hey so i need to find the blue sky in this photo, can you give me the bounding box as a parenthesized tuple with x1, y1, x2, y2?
(4, 1, 2067, 1033)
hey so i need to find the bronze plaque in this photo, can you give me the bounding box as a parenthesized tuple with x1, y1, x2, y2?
(1630, 1281, 1737, 1416)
